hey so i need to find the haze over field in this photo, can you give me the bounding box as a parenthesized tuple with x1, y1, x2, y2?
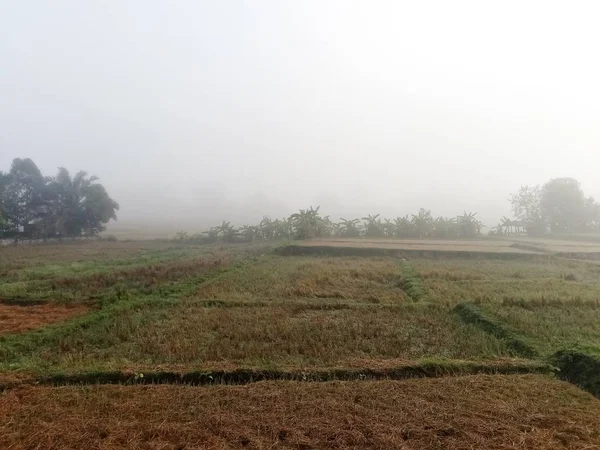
(2, 1, 600, 232)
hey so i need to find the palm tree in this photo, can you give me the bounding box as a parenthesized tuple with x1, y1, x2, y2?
(500, 216, 512, 236)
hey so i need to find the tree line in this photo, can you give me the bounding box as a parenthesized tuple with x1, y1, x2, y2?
(183, 177, 600, 243)
(176, 207, 484, 243)
(2, 157, 595, 243)
(0, 158, 119, 239)
(498, 178, 600, 236)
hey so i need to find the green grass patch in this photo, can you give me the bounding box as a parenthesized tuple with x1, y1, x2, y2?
(453, 302, 538, 357)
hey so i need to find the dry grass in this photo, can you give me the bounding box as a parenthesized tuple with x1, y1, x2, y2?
(195, 256, 409, 304)
(14, 303, 508, 371)
(0, 256, 230, 303)
(1, 375, 599, 449)
(128, 303, 508, 364)
(302, 238, 542, 253)
(0, 303, 89, 335)
(488, 305, 600, 355)
(410, 258, 600, 306)
(304, 237, 600, 254)
(0, 241, 167, 274)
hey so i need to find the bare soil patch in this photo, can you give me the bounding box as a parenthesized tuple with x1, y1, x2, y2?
(0, 303, 88, 335)
(1, 375, 599, 449)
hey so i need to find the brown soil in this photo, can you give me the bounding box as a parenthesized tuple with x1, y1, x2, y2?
(0, 303, 88, 335)
(1, 375, 599, 449)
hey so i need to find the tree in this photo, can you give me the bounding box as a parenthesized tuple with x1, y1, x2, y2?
(338, 218, 361, 237)
(411, 208, 433, 238)
(540, 178, 586, 233)
(394, 215, 414, 238)
(213, 221, 238, 242)
(273, 217, 293, 239)
(456, 211, 482, 238)
(290, 206, 325, 239)
(0, 171, 8, 232)
(259, 216, 276, 240)
(48, 167, 119, 237)
(510, 185, 545, 235)
(1, 158, 49, 236)
(238, 225, 260, 242)
(362, 214, 384, 237)
(432, 216, 457, 238)
(583, 197, 600, 231)
(499, 216, 512, 236)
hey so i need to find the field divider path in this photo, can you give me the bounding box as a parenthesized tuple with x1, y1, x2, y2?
(453, 302, 600, 398)
(277, 244, 550, 260)
(0, 360, 553, 391)
(453, 302, 538, 357)
(399, 260, 429, 302)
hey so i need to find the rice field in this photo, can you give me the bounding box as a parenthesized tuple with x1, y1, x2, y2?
(1, 237, 600, 449)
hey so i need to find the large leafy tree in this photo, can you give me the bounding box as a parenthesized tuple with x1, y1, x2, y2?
(49, 167, 119, 237)
(540, 178, 586, 233)
(1, 158, 49, 235)
(0, 171, 8, 231)
(509, 185, 546, 235)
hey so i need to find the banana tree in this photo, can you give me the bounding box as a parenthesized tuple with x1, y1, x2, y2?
(457, 212, 482, 238)
(432, 216, 457, 238)
(411, 208, 433, 238)
(290, 206, 324, 239)
(338, 218, 361, 237)
(238, 225, 260, 242)
(362, 214, 384, 237)
(394, 215, 414, 238)
(214, 220, 238, 242)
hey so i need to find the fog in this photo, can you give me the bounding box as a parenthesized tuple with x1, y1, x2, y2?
(2, 1, 600, 234)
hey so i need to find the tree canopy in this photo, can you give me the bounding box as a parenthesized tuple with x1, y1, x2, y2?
(505, 178, 600, 236)
(0, 158, 119, 239)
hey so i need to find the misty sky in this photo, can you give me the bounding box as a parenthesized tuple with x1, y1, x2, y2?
(2, 1, 600, 231)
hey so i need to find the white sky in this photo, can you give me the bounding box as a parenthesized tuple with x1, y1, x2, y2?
(2, 1, 599, 230)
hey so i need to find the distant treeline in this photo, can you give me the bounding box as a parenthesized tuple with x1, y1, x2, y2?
(0, 158, 119, 239)
(502, 178, 600, 236)
(180, 177, 600, 243)
(175, 208, 485, 243)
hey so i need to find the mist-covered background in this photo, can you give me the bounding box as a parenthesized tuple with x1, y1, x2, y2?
(2, 1, 599, 236)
